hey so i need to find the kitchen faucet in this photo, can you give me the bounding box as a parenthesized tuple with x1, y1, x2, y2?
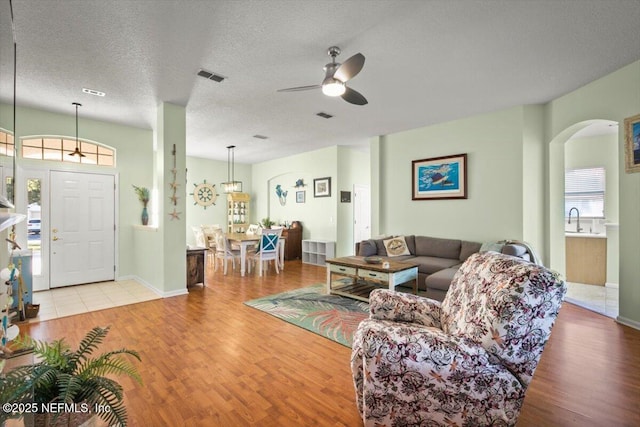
(568, 207, 582, 232)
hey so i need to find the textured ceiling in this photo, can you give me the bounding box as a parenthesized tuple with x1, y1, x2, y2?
(1, 0, 639, 164)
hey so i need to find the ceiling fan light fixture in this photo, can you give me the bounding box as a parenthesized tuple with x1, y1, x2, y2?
(322, 79, 346, 97)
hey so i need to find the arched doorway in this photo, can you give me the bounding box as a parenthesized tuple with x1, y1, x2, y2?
(548, 119, 619, 318)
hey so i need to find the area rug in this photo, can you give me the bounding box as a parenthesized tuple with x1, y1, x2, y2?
(244, 284, 369, 347)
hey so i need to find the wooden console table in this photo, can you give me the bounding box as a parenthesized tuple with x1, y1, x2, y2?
(186, 248, 206, 288)
(326, 256, 419, 302)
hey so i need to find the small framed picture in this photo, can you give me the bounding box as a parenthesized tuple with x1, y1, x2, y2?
(296, 191, 305, 203)
(313, 177, 331, 198)
(340, 191, 351, 203)
(624, 113, 640, 173)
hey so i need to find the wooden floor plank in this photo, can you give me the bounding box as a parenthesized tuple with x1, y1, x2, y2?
(14, 260, 640, 426)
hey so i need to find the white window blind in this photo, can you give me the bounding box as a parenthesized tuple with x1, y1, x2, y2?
(564, 167, 605, 218)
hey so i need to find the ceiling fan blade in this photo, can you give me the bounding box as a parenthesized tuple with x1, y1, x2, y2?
(277, 84, 321, 92)
(333, 53, 365, 82)
(342, 86, 368, 105)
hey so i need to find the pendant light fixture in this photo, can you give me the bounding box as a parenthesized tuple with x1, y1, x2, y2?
(68, 102, 85, 157)
(221, 145, 242, 193)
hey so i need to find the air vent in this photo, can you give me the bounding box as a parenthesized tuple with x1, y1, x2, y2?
(197, 69, 226, 83)
(316, 112, 333, 119)
(253, 135, 268, 140)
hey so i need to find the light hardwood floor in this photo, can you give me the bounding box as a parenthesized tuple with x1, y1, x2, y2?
(17, 261, 640, 426)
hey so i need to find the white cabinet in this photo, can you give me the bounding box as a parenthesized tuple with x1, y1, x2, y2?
(302, 239, 335, 266)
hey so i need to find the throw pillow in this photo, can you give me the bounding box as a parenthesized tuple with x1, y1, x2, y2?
(383, 236, 411, 257)
(480, 241, 505, 253)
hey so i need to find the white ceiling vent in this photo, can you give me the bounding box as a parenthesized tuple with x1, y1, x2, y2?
(197, 69, 226, 83)
(253, 135, 268, 140)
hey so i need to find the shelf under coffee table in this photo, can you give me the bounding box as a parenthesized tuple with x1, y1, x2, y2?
(325, 256, 419, 302)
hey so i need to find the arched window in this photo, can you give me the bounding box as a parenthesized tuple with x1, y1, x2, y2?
(21, 137, 115, 166)
(0, 129, 15, 157)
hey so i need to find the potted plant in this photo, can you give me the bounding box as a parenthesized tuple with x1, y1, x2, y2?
(132, 185, 150, 225)
(260, 217, 275, 229)
(1, 326, 142, 427)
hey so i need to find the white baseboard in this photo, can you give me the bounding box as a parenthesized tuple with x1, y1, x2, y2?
(117, 275, 186, 298)
(605, 282, 619, 289)
(616, 316, 640, 331)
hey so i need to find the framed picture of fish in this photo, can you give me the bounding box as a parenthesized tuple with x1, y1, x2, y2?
(412, 153, 467, 200)
(624, 113, 640, 173)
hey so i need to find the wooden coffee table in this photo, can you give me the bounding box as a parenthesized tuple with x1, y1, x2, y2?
(326, 256, 419, 302)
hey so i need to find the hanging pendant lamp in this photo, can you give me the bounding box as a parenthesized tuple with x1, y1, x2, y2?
(221, 145, 242, 193)
(68, 102, 85, 157)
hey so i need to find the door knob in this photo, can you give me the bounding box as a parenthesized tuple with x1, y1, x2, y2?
(52, 236, 60, 241)
(52, 228, 58, 233)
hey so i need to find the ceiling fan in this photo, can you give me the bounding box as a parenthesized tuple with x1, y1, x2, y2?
(277, 46, 368, 105)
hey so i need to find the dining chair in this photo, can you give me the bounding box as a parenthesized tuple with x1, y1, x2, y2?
(212, 229, 240, 275)
(248, 229, 282, 276)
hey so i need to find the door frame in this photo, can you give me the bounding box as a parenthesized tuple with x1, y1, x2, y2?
(16, 165, 119, 291)
(353, 184, 371, 252)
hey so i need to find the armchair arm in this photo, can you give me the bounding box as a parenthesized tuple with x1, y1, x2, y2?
(369, 289, 442, 328)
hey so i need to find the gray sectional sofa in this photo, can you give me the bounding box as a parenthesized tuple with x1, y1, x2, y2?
(356, 235, 533, 301)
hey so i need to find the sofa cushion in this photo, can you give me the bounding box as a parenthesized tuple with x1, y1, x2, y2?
(383, 237, 411, 257)
(460, 240, 482, 262)
(411, 256, 461, 275)
(425, 266, 462, 291)
(374, 237, 392, 257)
(501, 244, 527, 257)
(404, 235, 416, 255)
(358, 240, 378, 257)
(415, 236, 461, 259)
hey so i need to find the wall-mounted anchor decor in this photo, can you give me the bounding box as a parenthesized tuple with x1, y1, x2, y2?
(294, 179, 306, 188)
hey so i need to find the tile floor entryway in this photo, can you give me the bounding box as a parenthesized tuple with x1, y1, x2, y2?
(29, 280, 161, 322)
(565, 282, 619, 319)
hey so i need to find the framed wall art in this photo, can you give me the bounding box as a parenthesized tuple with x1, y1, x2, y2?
(296, 191, 305, 203)
(624, 113, 640, 173)
(340, 191, 351, 203)
(412, 153, 467, 200)
(313, 177, 331, 198)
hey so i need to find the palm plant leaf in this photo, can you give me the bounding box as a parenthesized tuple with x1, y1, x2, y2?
(2, 325, 141, 426)
(78, 351, 142, 383)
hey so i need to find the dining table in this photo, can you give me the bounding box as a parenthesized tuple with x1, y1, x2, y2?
(226, 232, 286, 276)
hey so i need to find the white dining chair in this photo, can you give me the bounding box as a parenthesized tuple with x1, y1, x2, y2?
(248, 229, 282, 276)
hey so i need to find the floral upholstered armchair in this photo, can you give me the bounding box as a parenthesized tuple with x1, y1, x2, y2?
(351, 251, 567, 427)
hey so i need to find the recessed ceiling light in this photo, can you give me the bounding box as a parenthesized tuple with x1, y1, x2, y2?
(82, 87, 105, 97)
(316, 112, 333, 119)
(253, 135, 268, 140)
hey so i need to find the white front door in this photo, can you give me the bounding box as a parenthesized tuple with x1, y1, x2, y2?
(50, 171, 115, 288)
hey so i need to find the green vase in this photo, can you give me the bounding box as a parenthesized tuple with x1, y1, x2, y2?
(141, 205, 149, 226)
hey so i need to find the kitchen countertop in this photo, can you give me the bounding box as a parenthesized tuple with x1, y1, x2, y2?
(565, 232, 606, 238)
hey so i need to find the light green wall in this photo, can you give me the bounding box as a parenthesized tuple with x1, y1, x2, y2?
(374, 106, 537, 244)
(565, 133, 619, 222)
(522, 105, 546, 258)
(252, 146, 339, 242)
(185, 156, 252, 246)
(0, 103, 153, 280)
(546, 60, 640, 328)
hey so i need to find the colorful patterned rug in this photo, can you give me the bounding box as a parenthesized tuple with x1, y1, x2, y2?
(244, 284, 369, 347)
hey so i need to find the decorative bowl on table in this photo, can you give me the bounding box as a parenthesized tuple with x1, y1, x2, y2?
(363, 256, 382, 264)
